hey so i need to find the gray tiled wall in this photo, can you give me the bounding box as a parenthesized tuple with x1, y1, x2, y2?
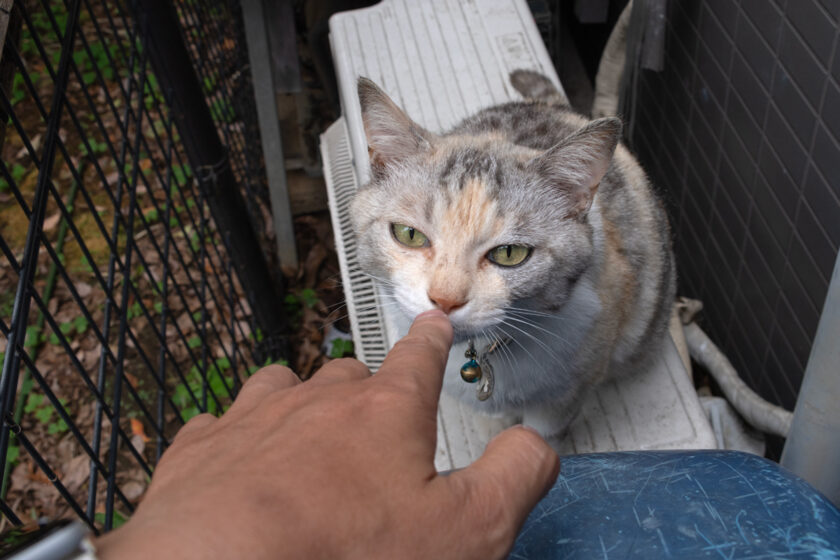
(626, 0, 839, 411)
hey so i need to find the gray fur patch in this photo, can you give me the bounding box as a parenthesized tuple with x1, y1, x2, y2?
(352, 72, 676, 437)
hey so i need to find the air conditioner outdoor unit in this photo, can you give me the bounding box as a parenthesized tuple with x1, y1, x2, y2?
(321, 0, 716, 471)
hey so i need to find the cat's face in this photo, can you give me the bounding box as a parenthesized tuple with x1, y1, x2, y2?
(352, 78, 619, 338)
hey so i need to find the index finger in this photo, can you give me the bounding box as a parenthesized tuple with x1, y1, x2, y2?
(374, 309, 454, 406)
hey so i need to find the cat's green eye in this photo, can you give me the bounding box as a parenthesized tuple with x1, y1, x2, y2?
(391, 223, 430, 248)
(487, 244, 531, 267)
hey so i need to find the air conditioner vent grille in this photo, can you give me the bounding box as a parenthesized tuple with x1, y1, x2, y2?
(321, 119, 389, 371)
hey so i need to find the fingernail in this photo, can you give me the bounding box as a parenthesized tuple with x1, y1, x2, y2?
(416, 309, 447, 320)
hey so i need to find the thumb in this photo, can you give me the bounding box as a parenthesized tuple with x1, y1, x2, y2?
(445, 426, 560, 552)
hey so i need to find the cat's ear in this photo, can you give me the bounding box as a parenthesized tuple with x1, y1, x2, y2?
(529, 117, 622, 218)
(358, 77, 434, 172)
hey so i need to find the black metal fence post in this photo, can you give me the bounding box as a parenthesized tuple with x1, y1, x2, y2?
(134, 0, 288, 356)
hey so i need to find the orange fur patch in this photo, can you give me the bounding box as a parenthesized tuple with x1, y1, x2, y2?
(426, 178, 505, 302)
(600, 215, 637, 329)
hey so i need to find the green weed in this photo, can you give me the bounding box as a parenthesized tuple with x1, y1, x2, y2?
(25, 394, 69, 435)
(329, 338, 354, 359)
(172, 358, 234, 421)
(94, 511, 129, 529)
(126, 301, 143, 320)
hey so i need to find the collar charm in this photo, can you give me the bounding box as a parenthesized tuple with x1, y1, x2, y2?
(460, 339, 495, 401)
(460, 342, 482, 383)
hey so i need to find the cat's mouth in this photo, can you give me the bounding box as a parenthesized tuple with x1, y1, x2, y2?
(433, 315, 504, 344)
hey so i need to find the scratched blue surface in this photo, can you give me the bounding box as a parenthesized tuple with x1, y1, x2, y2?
(511, 451, 840, 559)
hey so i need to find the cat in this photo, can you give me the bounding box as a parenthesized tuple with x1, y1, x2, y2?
(350, 70, 675, 437)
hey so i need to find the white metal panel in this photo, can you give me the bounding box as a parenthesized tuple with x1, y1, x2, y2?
(324, 0, 716, 471)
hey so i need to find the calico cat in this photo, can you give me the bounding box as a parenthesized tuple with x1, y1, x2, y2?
(351, 71, 675, 437)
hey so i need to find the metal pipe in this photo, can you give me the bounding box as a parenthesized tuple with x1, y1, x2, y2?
(781, 251, 840, 506)
(241, 0, 298, 272)
(684, 322, 793, 438)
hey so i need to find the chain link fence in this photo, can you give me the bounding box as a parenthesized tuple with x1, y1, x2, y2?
(0, 0, 287, 533)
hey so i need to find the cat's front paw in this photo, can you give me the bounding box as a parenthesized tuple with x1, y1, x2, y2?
(521, 402, 579, 440)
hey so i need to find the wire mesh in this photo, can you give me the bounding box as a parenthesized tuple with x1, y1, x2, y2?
(0, 0, 281, 533)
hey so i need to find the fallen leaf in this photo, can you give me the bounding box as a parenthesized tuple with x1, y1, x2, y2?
(125, 373, 140, 389)
(130, 434, 145, 455)
(130, 418, 149, 443)
(303, 243, 328, 287)
(75, 282, 92, 297)
(43, 213, 61, 232)
(61, 455, 90, 493)
(176, 312, 193, 333)
(121, 480, 145, 502)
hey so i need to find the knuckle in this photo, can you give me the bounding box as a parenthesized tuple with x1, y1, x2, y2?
(187, 412, 215, 425)
(330, 357, 370, 377)
(174, 413, 216, 443)
(246, 365, 298, 388)
(359, 383, 406, 411)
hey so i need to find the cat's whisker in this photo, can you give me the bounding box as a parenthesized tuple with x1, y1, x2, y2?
(498, 319, 564, 365)
(318, 313, 351, 332)
(317, 300, 403, 334)
(494, 324, 545, 370)
(359, 272, 400, 288)
(487, 327, 516, 376)
(502, 314, 571, 347)
(323, 299, 349, 313)
(504, 307, 559, 319)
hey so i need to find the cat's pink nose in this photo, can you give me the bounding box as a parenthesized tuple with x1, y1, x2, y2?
(428, 293, 467, 315)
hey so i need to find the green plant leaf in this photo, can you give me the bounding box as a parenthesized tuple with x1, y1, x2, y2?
(127, 301, 142, 320)
(34, 406, 53, 425)
(173, 383, 191, 408)
(47, 419, 68, 434)
(24, 393, 44, 414)
(94, 511, 129, 529)
(6, 445, 19, 465)
(300, 288, 319, 309)
(187, 336, 201, 349)
(24, 325, 41, 348)
(215, 357, 230, 372)
(73, 316, 89, 334)
(329, 338, 354, 359)
(11, 163, 27, 184)
(181, 406, 200, 422)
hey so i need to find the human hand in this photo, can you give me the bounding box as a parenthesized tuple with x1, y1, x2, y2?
(95, 310, 560, 559)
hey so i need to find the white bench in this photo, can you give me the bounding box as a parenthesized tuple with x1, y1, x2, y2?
(321, 0, 716, 471)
